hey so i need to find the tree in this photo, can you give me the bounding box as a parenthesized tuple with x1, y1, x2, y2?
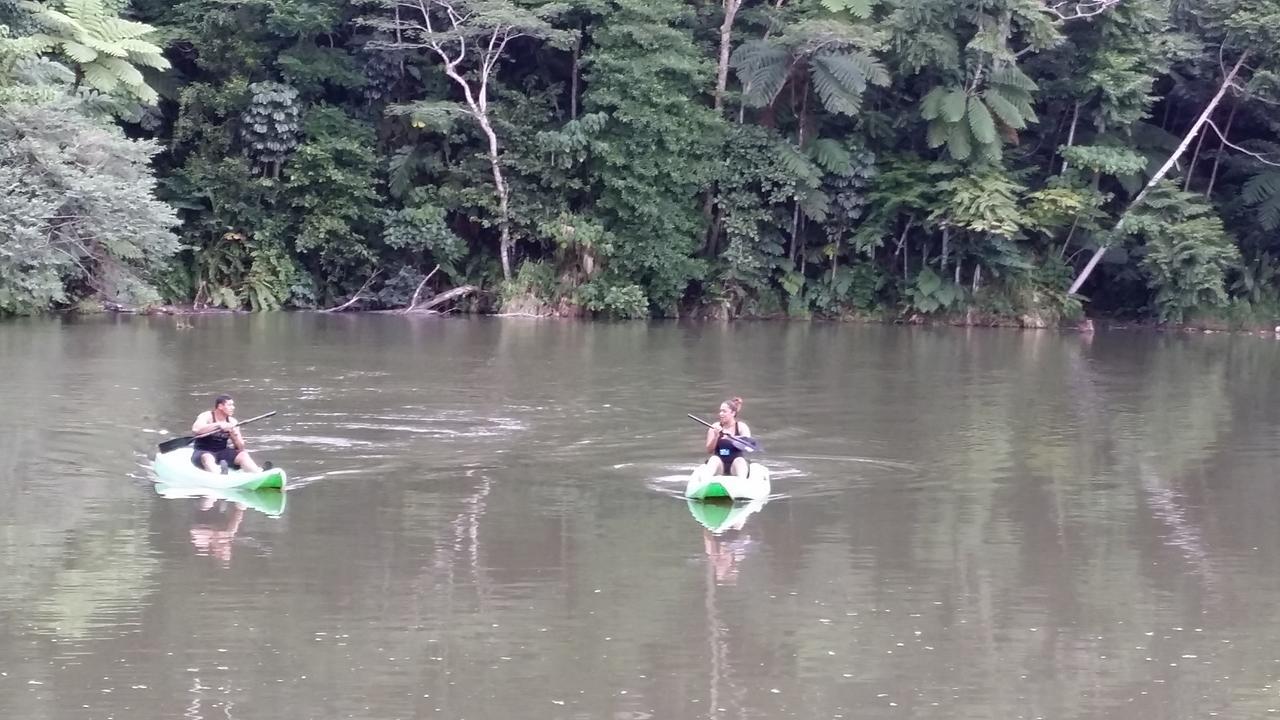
(371, 0, 572, 281)
(0, 99, 179, 313)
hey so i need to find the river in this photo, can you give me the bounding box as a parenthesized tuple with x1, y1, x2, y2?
(2, 314, 1279, 719)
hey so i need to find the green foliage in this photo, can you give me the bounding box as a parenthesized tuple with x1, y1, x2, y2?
(241, 82, 301, 171)
(2, 0, 1277, 324)
(0, 98, 179, 314)
(1124, 184, 1240, 323)
(1242, 169, 1280, 231)
(582, 0, 721, 314)
(905, 266, 961, 313)
(1058, 145, 1146, 175)
(930, 170, 1027, 238)
(920, 69, 1037, 162)
(731, 18, 890, 117)
(19, 0, 169, 104)
(576, 277, 649, 319)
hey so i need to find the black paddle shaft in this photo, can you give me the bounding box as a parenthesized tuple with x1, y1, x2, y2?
(157, 411, 277, 453)
(687, 414, 761, 453)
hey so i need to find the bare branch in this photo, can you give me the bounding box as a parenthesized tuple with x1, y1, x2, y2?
(1042, 0, 1120, 22)
(1203, 120, 1280, 167)
(402, 264, 441, 313)
(324, 269, 382, 312)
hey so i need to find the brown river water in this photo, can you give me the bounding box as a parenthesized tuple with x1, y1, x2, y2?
(3, 314, 1280, 719)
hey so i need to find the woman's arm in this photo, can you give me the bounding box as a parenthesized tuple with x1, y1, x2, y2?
(736, 421, 751, 437)
(705, 424, 721, 454)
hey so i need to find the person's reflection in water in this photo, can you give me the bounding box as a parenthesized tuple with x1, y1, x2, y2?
(702, 525, 757, 585)
(188, 497, 246, 568)
(694, 497, 766, 585)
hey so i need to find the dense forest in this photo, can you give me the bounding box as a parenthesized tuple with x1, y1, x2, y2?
(1, 0, 1278, 324)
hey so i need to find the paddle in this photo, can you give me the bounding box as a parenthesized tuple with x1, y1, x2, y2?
(687, 414, 762, 453)
(158, 411, 277, 454)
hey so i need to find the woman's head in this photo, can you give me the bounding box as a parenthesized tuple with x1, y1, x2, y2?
(717, 397, 743, 423)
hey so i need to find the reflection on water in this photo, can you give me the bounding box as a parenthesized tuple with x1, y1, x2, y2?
(4, 316, 1280, 718)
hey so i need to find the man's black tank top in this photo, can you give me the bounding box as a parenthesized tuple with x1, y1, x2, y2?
(192, 412, 231, 452)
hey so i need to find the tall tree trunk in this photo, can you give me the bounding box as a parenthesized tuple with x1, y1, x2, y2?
(1061, 100, 1081, 173)
(1205, 100, 1238, 198)
(478, 114, 515, 281)
(1184, 117, 1209, 191)
(940, 227, 950, 275)
(570, 30, 580, 120)
(1067, 52, 1248, 296)
(713, 0, 742, 112)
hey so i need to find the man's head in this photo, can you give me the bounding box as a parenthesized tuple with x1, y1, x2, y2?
(214, 394, 235, 417)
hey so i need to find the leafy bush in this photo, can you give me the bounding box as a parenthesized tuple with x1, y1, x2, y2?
(0, 99, 179, 314)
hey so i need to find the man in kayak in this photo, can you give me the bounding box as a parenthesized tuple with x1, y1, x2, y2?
(191, 394, 265, 474)
(702, 396, 752, 478)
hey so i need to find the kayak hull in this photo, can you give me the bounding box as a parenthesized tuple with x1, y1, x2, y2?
(155, 484, 287, 517)
(685, 462, 770, 501)
(686, 496, 767, 533)
(153, 448, 286, 490)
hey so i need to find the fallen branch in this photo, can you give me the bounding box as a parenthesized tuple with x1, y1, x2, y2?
(401, 284, 478, 313)
(401, 264, 441, 314)
(324, 269, 382, 312)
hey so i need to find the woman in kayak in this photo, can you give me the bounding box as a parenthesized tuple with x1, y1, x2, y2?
(702, 396, 752, 478)
(191, 394, 264, 474)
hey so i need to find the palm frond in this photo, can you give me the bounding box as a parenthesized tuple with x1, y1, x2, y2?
(981, 88, 1027, 130)
(947, 124, 972, 160)
(941, 88, 967, 123)
(989, 64, 1037, 93)
(920, 86, 947, 120)
(966, 95, 996, 145)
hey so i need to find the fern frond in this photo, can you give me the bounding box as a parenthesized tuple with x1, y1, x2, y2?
(810, 58, 861, 115)
(60, 39, 98, 63)
(97, 55, 144, 87)
(820, 0, 875, 18)
(108, 19, 157, 41)
(810, 137, 852, 173)
(777, 142, 817, 180)
(732, 39, 790, 108)
(81, 61, 119, 92)
(966, 95, 996, 145)
(1241, 170, 1280, 205)
(800, 187, 831, 222)
(79, 35, 127, 57)
(811, 51, 869, 94)
(1243, 171, 1280, 230)
(26, 7, 83, 35)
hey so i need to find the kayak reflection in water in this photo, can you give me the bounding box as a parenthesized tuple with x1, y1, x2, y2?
(702, 396, 753, 478)
(191, 394, 264, 474)
(189, 497, 245, 568)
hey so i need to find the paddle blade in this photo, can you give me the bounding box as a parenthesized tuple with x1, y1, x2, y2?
(157, 435, 194, 454)
(729, 435, 762, 453)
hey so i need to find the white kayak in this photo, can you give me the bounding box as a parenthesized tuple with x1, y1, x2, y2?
(152, 448, 286, 490)
(685, 462, 770, 501)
